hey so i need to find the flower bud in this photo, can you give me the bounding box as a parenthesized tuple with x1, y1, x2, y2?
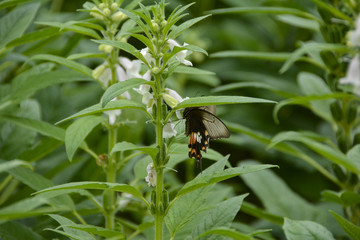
(161, 20, 167, 28)
(98, 3, 105, 9)
(103, 8, 111, 16)
(111, 11, 126, 22)
(90, 7, 104, 20)
(163, 93, 178, 108)
(152, 67, 160, 74)
(92, 64, 107, 79)
(330, 101, 342, 122)
(111, 3, 118, 11)
(152, 22, 160, 32)
(336, 129, 348, 153)
(99, 44, 113, 53)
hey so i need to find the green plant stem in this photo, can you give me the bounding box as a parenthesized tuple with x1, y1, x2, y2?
(154, 74, 165, 240)
(105, 127, 117, 230)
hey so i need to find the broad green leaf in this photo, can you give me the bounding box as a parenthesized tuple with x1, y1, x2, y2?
(189, 194, 248, 240)
(130, 33, 155, 53)
(48, 214, 95, 240)
(298, 72, 333, 122)
(168, 15, 210, 39)
(276, 15, 319, 31)
(283, 218, 335, 240)
(0, 221, 44, 240)
(64, 224, 125, 238)
(195, 227, 253, 240)
(176, 161, 275, 198)
(208, 7, 320, 22)
(93, 40, 149, 67)
(34, 181, 148, 206)
(211, 50, 291, 61)
(111, 141, 157, 159)
(119, 8, 151, 38)
(241, 161, 325, 221)
(0, 70, 92, 110)
(45, 228, 92, 240)
(273, 93, 356, 124)
(9, 167, 75, 210)
(101, 78, 150, 107)
(65, 115, 105, 161)
(6, 27, 61, 48)
(0, 159, 32, 172)
(347, 145, 360, 164)
(280, 43, 349, 73)
(322, 190, 360, 206)
(0, 2, 40, 50)
(174, 96, 275, 110)
(269, 131, 360, 174)
(30, 54, 93, 77)
(0, 0, 30, 10)
(36, 21, 101, 39)
(330, 211, 360, 240)
(165, 185, 213, 238)
(57, 99, 148, 124)
(174, 66, 215, 75)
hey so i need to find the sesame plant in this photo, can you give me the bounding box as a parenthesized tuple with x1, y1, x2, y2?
(208, 0, 360, 239)
(0, 0, 278, 240)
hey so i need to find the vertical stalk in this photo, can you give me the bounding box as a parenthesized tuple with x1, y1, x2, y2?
(154, 74, 164, 240)
(105, 127, 117, 230)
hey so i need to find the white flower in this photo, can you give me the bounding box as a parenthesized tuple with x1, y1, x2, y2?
(163, 88, 189, 119)
(119, 57, 142, 78)
(145, 163, 156, 187)
(140, 47, 155, 65)
(98, 66, 112, 88)
(163, 122, 177, 138)
(104, 98, 122, 125)
(349, 15, 360, 47)
(167, 39, 193, 66)
(339, 55, 360, 96)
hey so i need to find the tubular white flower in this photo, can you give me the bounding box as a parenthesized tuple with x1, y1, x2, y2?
(167, 39, 193, 66)
(145, 163, 156, 187)
(104, 98, 122, 125)
(340, 55, 360, 96)
(119, 57, 142, 78)
(349, 15, 360, 47)
(163, 122, 177, 138)
(140, 47, 155, 65)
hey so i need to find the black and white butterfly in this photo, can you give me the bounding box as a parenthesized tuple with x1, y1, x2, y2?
(183, 106, 230, 169)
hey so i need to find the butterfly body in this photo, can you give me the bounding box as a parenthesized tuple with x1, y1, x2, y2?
(183, 106, 230, 168)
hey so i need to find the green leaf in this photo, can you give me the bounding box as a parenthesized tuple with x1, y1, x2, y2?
(34, 181, 148, 206)
(57, 99, 148, 124)
(0, 221, 44, 240)
(176, 161, 275, 198)
(311, 0, 353, 23)
(67, 52, 106, 60)
(30, 54, 93, 77)
(269, 131, 360, 174)
(280, 43, 349, 73)
(283, 218, 335, 240)
(169, 15, 210, 39)
(241, 160, 324, 221)
(119, 8, 151, 38)
(64, 224, 125, 239)
(6, 27, 61, 48)
(0, 0, 30, 10)
(65, 115, 105, 161)
(276, 15, 319, 31)
(101, 78, 150, 107)
(208, 7, 320, 22)
(0, 159, 32, 173)
(0, 2, 40, 50)
(174, 96, 275, 110)
(94, 39, 149, 67)
(48, 214, 95, 240)
(36, 21, 101, 39)
(322, 190, 360, 206)
(211, 50, 292, 61)
(111, 141, 157, 159)
(174, 66, 215, 75)
(241, 202, 284, 225)
(330, 210, 360, 240)
(196, 227, 253, 240)
(190, 195, 248, 240)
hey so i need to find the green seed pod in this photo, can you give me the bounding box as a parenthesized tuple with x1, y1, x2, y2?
(330, 101, 342, 122)
(336, 129, 348, 153)
(345, 101, 357, 125)
(332, 163, 346, 182)
(320, 51, 339, 70)
(150, 202, 156, 215)
(159, 202, 164, 214)
(353, 133, 360, 145)
(317, 7, 332, 23)
(162, 189, 169, 210)
(348, 172, 359, 186)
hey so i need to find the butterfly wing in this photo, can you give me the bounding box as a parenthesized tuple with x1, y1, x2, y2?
(198, 109, 230, 139)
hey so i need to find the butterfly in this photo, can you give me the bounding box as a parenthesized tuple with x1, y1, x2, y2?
(183, 105, 230, 169)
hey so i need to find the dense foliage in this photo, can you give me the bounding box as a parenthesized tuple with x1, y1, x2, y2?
(0, 0, 359, 239)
